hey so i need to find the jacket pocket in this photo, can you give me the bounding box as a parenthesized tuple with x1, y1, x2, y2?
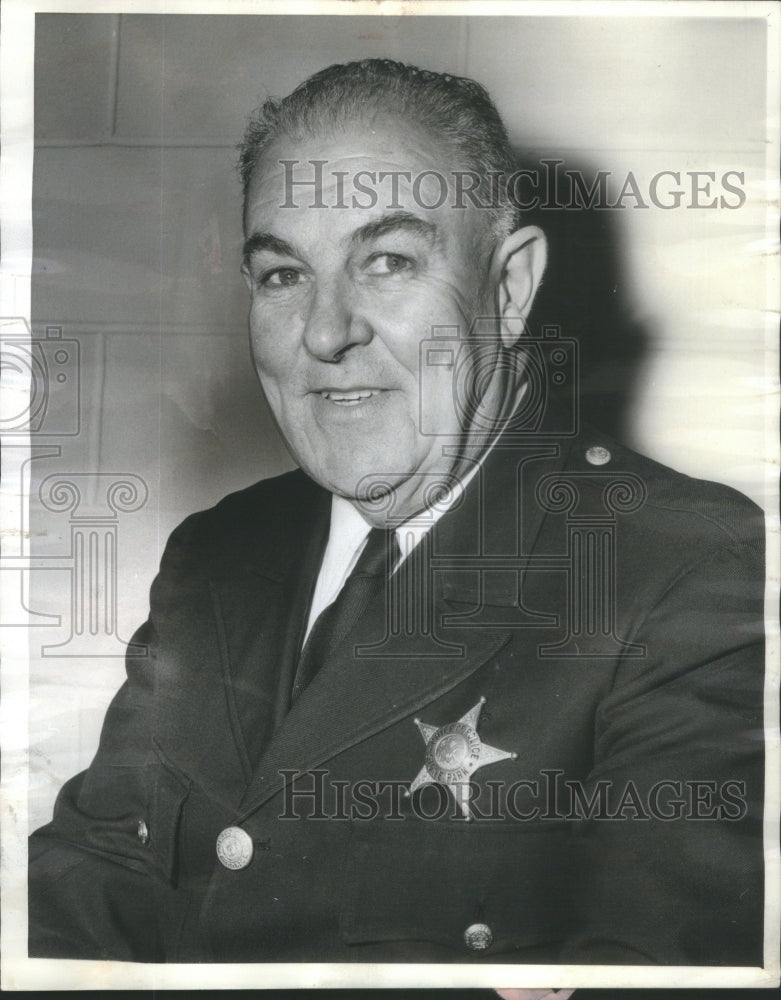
(145, 746, 191, 884)
(340, 819, 576, 957)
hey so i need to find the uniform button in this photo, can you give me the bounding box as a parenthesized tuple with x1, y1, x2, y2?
(216, 826, 254, 870)
(585, 445, 611, 466)
(137, 819, 149, 845)
(464, 922, 493, 951)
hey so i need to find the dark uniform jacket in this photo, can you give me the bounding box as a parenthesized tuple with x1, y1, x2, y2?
(29, 420, 766, 966)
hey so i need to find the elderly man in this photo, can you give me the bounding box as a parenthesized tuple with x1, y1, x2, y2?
(30, 59, 764, 970)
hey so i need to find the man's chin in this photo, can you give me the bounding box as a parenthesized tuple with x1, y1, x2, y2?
(331, 470, 408, 517)
(297, 458, 411, 520)
(317, 463, 461, 524)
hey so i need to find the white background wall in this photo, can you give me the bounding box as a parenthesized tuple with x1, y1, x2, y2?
(27, 11, 772, 829)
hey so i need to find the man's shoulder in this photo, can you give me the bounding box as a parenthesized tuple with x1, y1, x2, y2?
(160, 468, 326, 572)
(210, 466, 321, 519)
(562, 427, 765, 554)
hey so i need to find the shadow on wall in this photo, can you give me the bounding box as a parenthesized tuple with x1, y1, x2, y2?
(520, 154, 651, 445)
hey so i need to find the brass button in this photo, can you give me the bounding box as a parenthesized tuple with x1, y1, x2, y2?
(585, 445, 611, 466)
(216, 826, 254, 870)
(137, 819, 149, 845)
(464, 922, 493, 951)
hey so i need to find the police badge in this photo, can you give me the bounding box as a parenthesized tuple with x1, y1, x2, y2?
(406, 697, 518, 820)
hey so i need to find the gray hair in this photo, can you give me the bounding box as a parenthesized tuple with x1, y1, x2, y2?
(238, 58, 519, 242)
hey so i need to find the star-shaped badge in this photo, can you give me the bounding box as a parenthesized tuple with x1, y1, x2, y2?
(406, 697, 517, 820)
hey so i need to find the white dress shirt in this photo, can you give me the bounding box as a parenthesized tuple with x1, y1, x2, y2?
(303, 460, 484, 644)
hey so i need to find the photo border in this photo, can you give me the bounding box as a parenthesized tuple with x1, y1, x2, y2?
(1, 0, 779, 990)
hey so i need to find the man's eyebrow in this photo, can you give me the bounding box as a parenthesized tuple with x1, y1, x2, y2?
(349, 211, 440, 249)
(242, 232, 298, 264)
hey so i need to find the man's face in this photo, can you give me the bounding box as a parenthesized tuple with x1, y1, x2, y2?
(242, 116, 498, 520)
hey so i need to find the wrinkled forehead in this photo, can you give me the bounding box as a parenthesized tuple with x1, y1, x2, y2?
(242, 116, 493, 259)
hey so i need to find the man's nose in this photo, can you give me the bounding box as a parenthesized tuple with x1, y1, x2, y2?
(302, 280, 372, 362)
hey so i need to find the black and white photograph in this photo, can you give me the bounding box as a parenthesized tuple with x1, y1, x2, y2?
(1, 1, 778, 993)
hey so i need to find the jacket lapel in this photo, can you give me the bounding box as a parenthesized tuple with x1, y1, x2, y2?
(236, 558, 513, 818)
(197, 484, 331, 795)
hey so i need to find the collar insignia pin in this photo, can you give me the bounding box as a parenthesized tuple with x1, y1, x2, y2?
(405, 697, 517, 820)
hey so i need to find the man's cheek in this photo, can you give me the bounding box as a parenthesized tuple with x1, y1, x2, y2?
(418, 365, 461, 440)
(362, 304, 459, 380)
(250, 320, 296, 376)
(426, 271, 479, 328)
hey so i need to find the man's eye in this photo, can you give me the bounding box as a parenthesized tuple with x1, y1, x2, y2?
(365, 253, 412, 276)
(262, 267, 302, 287)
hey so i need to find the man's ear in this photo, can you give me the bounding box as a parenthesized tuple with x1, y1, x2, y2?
(490, 226, 547, 349)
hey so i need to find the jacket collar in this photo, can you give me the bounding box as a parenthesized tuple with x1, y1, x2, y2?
(433, 404, 576, 606)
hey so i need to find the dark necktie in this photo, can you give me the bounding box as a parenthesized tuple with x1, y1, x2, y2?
(291, 527, 399, 704)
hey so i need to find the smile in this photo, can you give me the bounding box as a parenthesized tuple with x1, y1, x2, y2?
(319, 389, 383, 406)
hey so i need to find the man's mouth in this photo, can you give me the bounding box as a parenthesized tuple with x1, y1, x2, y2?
(318, 388, 383, 406)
